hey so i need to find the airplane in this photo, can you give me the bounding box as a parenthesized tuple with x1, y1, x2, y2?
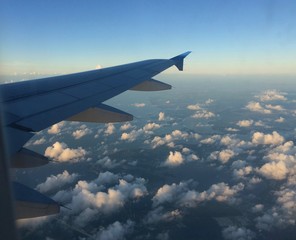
(0, 52, 191, 239)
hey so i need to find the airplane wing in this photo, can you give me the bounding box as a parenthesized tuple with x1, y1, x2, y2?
(0, 52, 191, 229)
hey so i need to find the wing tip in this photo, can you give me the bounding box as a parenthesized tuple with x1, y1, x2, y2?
(170, 51, 192, 71)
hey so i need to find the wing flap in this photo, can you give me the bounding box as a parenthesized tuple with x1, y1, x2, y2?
(67, 104, 133, 123)
(130, 79, 171, 91)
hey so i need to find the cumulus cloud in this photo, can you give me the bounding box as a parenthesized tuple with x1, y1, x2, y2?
(152, 181, 244, 208)
(104, 123, 115, 135)
(143, 122, 160, 132)
(132, 103, 145, 107)
(53, 172, 147, 226)
(222, 226, 255, 240)
(120, 123, 132, 131)
(158, 112, 165, 121)
(236, 120, 254, 127)
(209, 149, 235, 164)
(151, 130, 200, 149)
(246, 101, 271, 114)
(192, 110, 215, 119)
(72, 125, 92, 139)
(265, 104, 284, 111)
(47, 122, 64, 134)
(200, 135, 221, 144)
(258, 161, 288, 180)
(164, 151, 184, 166)
(275, 117, 285, 123)
(93, 220, 134, 240)
(187, 104, 201, 110)
(257, 89, 287, 102)
(251, 131, 284, 145)
(36, 170, 78, 193)
(233, 166, 253, 179)
(44, 142, 87, 162)
(180, 182, 244, 207)
(121, 129, 143, 142)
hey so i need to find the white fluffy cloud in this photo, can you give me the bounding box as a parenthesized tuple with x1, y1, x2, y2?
(143, 206, 182, 224)
(143, 122, 160, 132)
(251, 131, 284, 145)
(209, 149, 235, 164)
(47, 122, 64, 134)
(246, 101, 271, 114)
(53, 172, 147, 227)
(72, 125, 92, 139)
(104, 123, 115, 135)
(152, 181, 244, 208)
(158, 112, 165, 121)
(164, 151, 184, 166)
(36, 170, 78, 193)
(45, 142, 87, 162)
(257, 89, 287, 102)
(151, 130, 200, 149)
(192, 110, 215, 119)
(32, 137, 46, 145)
(187, 104, 201, 110)
(265, 104, 284, 111)
(258, 161, 288, 180)
(236, 120, 254, 127)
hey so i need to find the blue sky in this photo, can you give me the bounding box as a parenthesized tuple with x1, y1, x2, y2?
(1, 0, 296, 76)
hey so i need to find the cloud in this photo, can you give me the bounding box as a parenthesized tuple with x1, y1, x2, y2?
(209, 149, 235, 164)
(222, 226, 256, 240)
(233, 166, 253, 179)
(251, 131, 284, 145)
(265, 104, 284, 111)
(180, 182, 244, 207)
(104, 123, 115, 135)
(200, 135, 221, 144)
(236, 120, 254, 127)
(72, 125, 92, 139)
(252, 204, 264, 213)
(120, 123, 132, 131)
(152, 181, 244, 208)
(158, 112, 165, 121)
(96, 156, 126, 169)
(187, 104, 201, 110)
(151, 130, 200, 149)
(192, 110, 215, 119)
(53, 173, 147, 226)
(93, 220, 134, 240)
(246, 101, 271, 114)
(36, 170, 78, 193)
(257, 89, 287, 102)
(143, 206, 182, 225)
(132, 103, 146, 107)
(164, 151, 184, 166)
(143, 122, 160, 132)
(258, 161, 288, 180)
(121, 129, 143, 142)
(32, 137, 46, 145)
(275, 117, 285, 123)
(44, 142, 87, 162)
(205, 98, 214, 104)
(47, 122, 64, 134)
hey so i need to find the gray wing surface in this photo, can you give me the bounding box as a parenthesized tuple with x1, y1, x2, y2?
(0, 52, 191, 237)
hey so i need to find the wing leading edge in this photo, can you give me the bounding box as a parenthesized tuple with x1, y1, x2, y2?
(0, 52, 191, 221)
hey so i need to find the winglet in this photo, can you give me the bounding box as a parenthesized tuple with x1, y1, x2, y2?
(170, 51, 191, 71)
